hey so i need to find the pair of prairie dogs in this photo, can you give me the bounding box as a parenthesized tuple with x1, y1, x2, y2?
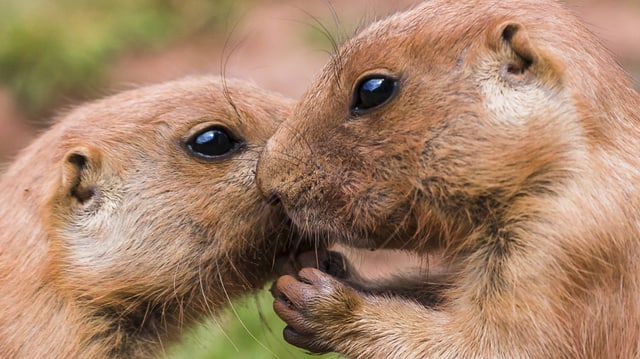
(2, 0, 640, 358)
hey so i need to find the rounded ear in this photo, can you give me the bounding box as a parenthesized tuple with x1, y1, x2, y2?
(60, 146, 102, 208)
(490, 21, 561, 84)
(499, 23, 535, 75)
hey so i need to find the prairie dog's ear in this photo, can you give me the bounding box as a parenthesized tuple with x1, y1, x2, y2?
(490, 21, 560, 83)
(60, 146, 102, 208)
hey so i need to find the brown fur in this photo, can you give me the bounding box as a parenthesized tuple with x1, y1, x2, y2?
(257, 0, 640, 357)
(0, 76, 295, 358)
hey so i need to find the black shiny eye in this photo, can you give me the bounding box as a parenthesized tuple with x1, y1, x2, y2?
(351, 75, 398, 115)
(186, 126, 242, 159)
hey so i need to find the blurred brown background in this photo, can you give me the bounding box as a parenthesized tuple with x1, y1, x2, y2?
(0, 0, 638, 165)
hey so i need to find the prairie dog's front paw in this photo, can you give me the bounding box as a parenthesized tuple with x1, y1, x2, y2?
(271, 267, 363, 354)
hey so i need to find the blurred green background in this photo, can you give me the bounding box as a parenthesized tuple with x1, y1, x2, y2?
(0, 0, 638, 357)
(165, 289, 340, 359)
(0, 0, 245, 122)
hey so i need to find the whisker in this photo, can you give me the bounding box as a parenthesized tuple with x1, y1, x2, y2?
(287, 4, 348, 93)
(219, 14, 251, 127)
(292, 7, 339, 54)
(215, 258, 282, 359)
(172, 263, 185, 327)
(322, 0, 347, 45)
(197, 260, 218, 323)
(200, 259, 239, 352)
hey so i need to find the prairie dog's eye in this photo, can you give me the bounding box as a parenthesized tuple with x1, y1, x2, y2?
(351, 75, 398, 115)
(186, 126, 242, 159)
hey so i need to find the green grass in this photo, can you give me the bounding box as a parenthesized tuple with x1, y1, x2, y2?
(167, 289, 341, 359)
(0, 0, 243, 120)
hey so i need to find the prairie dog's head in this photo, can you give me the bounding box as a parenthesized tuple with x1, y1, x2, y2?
(41, 76, 293, 314)
(257, 0, 635, 251)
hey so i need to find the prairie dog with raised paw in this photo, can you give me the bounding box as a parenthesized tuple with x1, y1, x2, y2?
(258, 0, 640, 357)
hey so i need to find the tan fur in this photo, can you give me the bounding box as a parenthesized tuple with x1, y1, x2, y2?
(0, 76, 294, 358)
(257, 0, 640, 357)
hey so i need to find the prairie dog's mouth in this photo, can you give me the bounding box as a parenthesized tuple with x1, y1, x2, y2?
(286, 205, 418, 251)
(278, 222, 332, 257)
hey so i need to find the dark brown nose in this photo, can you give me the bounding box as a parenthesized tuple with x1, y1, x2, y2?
(256, 117, 313, 211)
(255, 133, 289, 204)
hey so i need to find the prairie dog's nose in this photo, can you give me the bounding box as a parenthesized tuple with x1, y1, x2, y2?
(256, 125, 303, 206)
(255, 139, 280, 201)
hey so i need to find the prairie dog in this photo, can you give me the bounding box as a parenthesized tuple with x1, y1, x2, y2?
(0, 76, 295, 358)
(258, 0, 640, 357)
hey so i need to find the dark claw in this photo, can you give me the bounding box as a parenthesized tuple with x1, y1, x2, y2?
(321, 251, 349, 279)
